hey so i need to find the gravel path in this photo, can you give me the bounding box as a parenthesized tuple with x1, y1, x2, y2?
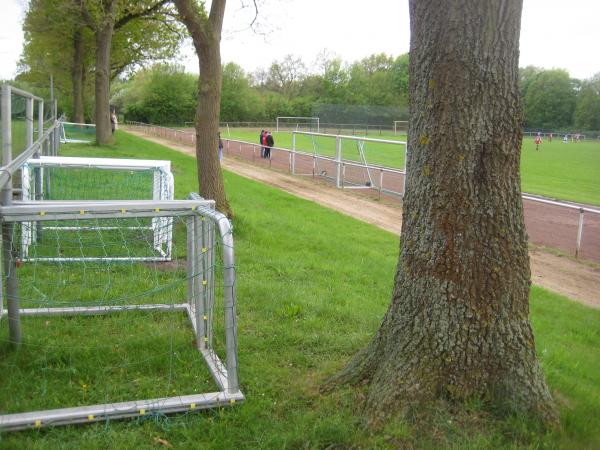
(124, 128, 600, 309)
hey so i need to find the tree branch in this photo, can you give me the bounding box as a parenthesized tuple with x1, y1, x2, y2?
(77, 0, 97, 31)
(173, 0, 209, 46)
(114, 0, 171, 30)
(208, 0, 227, 40)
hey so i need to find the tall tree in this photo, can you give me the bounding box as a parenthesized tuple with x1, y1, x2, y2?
(20, 0, 94, 122)
(77, 0, 173, 144)
(174, 0, 231, 216)
(573, 74, 600, 131)
(523, 69, 576, 129)
(329, 0, 558, 427)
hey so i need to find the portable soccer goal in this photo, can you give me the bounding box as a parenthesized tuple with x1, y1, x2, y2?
(291, 131, 407, 193)
(393, 120, 408, 135)
(276, 116, 320, 132)
(20, 156, 175, 261)
(0, 197, 243, 431)
(60, 121, 96, 144)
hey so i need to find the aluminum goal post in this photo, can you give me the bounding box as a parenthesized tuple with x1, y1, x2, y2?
(276, 116, 320, 132)
(393, 120, 408, 135)
(20, 156, 175, 261)
(0, 197, 243, 431)
(60, 121, 97, 144)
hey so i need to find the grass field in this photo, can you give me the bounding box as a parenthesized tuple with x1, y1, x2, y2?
(220, 128, 600, 205)
(1, 131, 599, 449)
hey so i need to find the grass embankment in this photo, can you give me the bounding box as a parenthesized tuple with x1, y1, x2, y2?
(221, 129, 600, 205)
(1, 131, 599, 449)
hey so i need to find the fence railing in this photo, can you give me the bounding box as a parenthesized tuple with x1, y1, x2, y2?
(125, 121, 600, 262)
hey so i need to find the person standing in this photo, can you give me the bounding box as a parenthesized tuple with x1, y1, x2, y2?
(110, 110, 118, 135)
(218, 132, 224, 161)
(265, 131, 274, 159)
(262, 131, 269, 158)
(259, 129, 265, 158)
(535, 133, 541, 151)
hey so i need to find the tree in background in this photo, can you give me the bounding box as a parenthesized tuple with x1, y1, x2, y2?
(221, 62, 256, 121)
(328, 0, 558, 427)
(265, 55, 307, 99)
(574, 74, 600, 131)
(77, 0, 178, 144)
(20, 0, 182, 125)
(119, 64, 197, 124)
(174, 0, 231, 216)
(523, 69, 577, 130)
(19, 0, 94, 122)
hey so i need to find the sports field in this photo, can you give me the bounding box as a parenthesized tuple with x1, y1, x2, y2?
(2, 131, 599, 448)
(221, 128, 600, 205)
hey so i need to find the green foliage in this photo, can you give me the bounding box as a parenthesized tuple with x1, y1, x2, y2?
(573, 75, 600, 131)
(523, 69, 577, 129)
(220, 63, 255, 122)
(19, 0, 184, 122)
(122, 64, 197, 124)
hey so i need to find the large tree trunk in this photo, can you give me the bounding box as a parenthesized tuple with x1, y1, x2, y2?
(71, 27, 85, 123)
(194, 41, 232, 216)
(94, 13, 116, 144)
(331, 0, 558, 427)
(174, 0, 231, 216)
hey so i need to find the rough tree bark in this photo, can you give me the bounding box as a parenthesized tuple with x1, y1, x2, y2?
(330, 0, 558, 427)
(174, 0, 232, 216)
(71, 27, 85, 123)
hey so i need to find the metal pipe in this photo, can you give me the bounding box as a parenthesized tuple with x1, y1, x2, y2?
(576, 208, 585, 258)
(1, 85, 20, 346)
(335, 136, 342, 188)
(37, 100, 43, 141)
(3, 85, 42, 101)
(291, 132, 296, 174)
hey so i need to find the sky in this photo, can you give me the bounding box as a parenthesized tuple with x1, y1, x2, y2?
(1, 0, 599, 81)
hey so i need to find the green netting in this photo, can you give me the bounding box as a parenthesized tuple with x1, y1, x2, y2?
(0, 213, 228, 420)
(62, 123, 96, 143)
(10, 93, 28, 157)
(35, 167, 157, 201)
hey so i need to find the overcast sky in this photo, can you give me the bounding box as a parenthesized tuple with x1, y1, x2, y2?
(1, 0, 599, 81)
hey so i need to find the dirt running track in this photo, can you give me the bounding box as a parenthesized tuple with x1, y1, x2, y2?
(124, 128, 600, 309)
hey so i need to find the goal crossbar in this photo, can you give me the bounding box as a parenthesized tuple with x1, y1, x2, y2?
(276, 116, 320, 132)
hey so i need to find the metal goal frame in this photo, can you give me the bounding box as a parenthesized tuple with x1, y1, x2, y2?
(276, 116, 320, 132)
(20, 156, 175, 261)
(0, 198, 243, 431)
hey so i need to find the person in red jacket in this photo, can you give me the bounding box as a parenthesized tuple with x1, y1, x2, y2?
(262, 131, 269, 158)
(265, 131, 274, 159)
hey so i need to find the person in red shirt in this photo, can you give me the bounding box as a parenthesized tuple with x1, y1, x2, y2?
(262, 131, 269, 158)
(535, 134, 542, 151)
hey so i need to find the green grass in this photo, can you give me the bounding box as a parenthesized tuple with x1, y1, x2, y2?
(221, 128, 600, 205)
(1, 131, 599, 448)
(520, 138, 600, 205)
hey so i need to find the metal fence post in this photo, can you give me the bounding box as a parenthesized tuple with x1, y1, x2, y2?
(575, 208, 584, 258)
(291, 132, 296, 175)
(26, 97, 34, 149)
(37, 100, 43, 141)
(1, 85, 21, 346)
(335, 135, 342, 188)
